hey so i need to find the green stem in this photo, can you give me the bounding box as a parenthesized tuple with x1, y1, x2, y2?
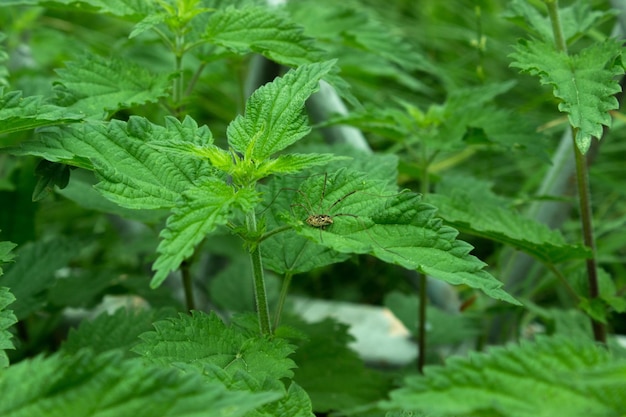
(416, 137, 430, 373)
(274, 272, 293, 329)
(181, 259, 196, 312)
(246, 210, 272, 335)
(546, 0, 605, 343)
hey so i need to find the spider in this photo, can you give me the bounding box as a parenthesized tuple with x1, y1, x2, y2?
(289, 171, 373, 241)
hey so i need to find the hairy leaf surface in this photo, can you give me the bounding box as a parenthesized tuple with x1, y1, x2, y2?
(510, 39, 623, 153)
(227, 61, 336, 161)
(264, 167, 517, 304)
(0, 349, 279, 417)
(54, 53, 171, 117)
(383, 336, 626, 417)
(134, 311, 296, 382)
(0, 89, 83, 137)
(427, 175, 591, 264)
(151, 179, 258, 288)
(205, 6, 324, 66)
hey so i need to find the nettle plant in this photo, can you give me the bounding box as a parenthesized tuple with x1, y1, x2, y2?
(1, 0, 626, 416)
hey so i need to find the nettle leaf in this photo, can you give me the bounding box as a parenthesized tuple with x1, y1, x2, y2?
(286, 317, 390, 413)
(265, 168, 517, 304)
(426, 175, 591, 265)
(2, 0, 155, 18)
(133, 311, 296, 383)
(0, 240, 17, 274)
(0, 287, 17, 368)
(227, 61, 336, 161)
(382, 336, 626, 417)
(0, 237, 81, 319)
(504, 0, 618, 44)
(205, 6, 324, 66)
(54, 53, 171, 117)
(19, 116, 213, 209)
(62, 308, 175, 356)
(0, 349, 279, 417)
(151, 179, 258, 288)
(0, 89, 83, 136)
(510, 39, 623, 153)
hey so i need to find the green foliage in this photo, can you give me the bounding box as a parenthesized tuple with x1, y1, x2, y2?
(383, 336, 626, 417)
(510, 39, 623, 153)
(0, 287, 17, 367)
(0, 348, 280, 417)
(0, 1, 625, 416)
(0, 89, 83, 137)
(427, 175, 591, 264)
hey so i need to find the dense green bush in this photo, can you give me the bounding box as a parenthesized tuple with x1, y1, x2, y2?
(1, 1, 625, 416)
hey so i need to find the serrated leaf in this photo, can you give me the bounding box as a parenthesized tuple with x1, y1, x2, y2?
(0, 287, 17, 368)
(18, 116, 214, 209)
(0, 237, 80, 318)
(54, 53, 171, 117)
(151, 178, 258, 288)
(205, 6, 324, 66)
(227, 61, 336, 161)
(265, 168, 517, 304)
(0, 241, 17, 275)
(510, 39, 623, 153)
(0, 89, 83, 137)
(133, 311, 296, 382)
(504, 0, 618, 44)
(286, 317, 390, 413)
(382, 336, 626, 417)
(1, 0, 156, 18)
(426, 175, 591, 265)
(0, 349, 279, 417)
(62, 308, 175, 355)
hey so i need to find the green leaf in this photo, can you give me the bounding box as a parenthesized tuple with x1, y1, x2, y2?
(268, 168, 518, 304)
(510, 39, 623, 153)
(54, 53, 171, 117)
(0, 237, 81, 318)
(133, 311, 296, 383)
(227, 61, 336, 161)
(61, 308, 176, 356)
(504, 0, 618, 44)
(0, 240, 17, 275)
(384, 291, 481, 347)
(1, 0, 156, 18)
(205, 6, 324, 66)
(426, 175, 591, 265)
(151, 178, 258, 288)
(382, 336, 626, 417)
(0, 349, 279, 417)
(287, 317, 390, 413)
(0, 89, 83, 137)
(17, 116, 214, 209)
(0, 287, 17, 368)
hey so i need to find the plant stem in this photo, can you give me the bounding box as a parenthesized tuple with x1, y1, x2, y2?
(573, 144, 605, 342)
(274, 272, 293, 329)
(246, 210, 272, 335)
(546, 0, 606, 343)
(180, 259, 195, 312)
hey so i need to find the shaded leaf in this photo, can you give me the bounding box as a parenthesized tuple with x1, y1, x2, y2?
(0, 287, 17, 368)
(383, 336, 626, 417)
